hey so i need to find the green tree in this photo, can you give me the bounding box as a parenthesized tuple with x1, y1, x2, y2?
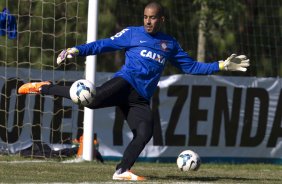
(1, 0, 281, 77)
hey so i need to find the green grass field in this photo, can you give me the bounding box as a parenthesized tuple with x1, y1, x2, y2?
(0, 155, 282, 183)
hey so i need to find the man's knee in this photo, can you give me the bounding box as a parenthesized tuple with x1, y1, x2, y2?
(135, 127, 153, 144)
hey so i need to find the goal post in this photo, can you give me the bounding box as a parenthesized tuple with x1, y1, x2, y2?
(83, 0, 99, 161)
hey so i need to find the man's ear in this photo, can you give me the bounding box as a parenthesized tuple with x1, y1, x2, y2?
(161, 16, 165, 23)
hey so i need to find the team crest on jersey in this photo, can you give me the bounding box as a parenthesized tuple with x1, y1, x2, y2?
(160, 41, 168, 51)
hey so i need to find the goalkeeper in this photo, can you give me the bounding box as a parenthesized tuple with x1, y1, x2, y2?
(18, 1, 249, 181)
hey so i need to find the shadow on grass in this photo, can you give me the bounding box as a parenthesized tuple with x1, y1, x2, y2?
(147, 175, 280, 183)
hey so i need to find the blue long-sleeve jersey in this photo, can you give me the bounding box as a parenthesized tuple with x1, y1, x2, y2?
(75, 26, 220, 100)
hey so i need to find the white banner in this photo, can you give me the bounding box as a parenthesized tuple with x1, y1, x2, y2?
(0, 67, 282, 162)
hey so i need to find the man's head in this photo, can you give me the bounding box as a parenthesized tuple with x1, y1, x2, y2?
(143, 1, 165, 34)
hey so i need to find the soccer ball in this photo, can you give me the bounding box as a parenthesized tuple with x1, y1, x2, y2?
(176, 150, 201, 171)
(69, 79, 95, 106)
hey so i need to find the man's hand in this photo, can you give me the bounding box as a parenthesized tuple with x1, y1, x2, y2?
(56, 47, 79, 65)
(219, 54, 250, 72)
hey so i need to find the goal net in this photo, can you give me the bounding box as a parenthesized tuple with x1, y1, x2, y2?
(0, 0, 88, 157)
(0, 0, 281, 158)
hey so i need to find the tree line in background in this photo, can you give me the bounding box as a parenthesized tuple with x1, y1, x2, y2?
(0, 0, 281, 77)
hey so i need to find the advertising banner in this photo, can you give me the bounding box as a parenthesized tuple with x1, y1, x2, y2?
(0, 67, 282, 163)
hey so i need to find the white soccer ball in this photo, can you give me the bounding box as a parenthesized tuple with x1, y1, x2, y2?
(69, 79, 95, 106)
(177, 150, 201, 171)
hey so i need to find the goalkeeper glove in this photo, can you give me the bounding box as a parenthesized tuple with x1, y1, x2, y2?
(219, 54, 250, 72)
(56, 47, 79, 65)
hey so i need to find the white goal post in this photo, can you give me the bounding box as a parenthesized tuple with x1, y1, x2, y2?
(83, 0, 99, 161)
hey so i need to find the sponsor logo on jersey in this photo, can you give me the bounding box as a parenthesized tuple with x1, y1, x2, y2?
(140, 50, 166, 64)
